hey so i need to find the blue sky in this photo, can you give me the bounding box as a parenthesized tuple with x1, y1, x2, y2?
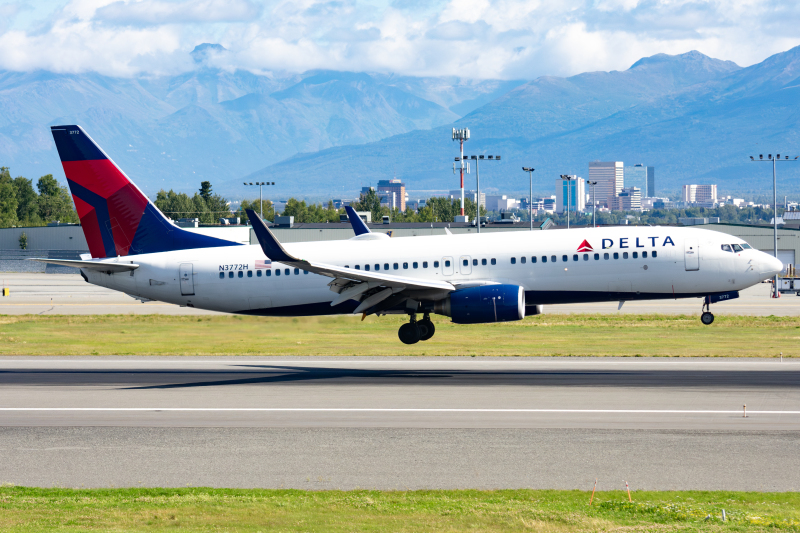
(0, 0, 798, 79)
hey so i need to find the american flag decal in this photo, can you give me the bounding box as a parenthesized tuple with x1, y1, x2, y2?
(255, 259, 272, 269)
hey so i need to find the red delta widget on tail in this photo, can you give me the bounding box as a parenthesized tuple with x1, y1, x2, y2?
(32, 125, 783, 344)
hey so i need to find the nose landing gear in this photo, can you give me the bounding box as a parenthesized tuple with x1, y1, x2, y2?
(398, 313, 436, 345)
(700, 297, 714, 325)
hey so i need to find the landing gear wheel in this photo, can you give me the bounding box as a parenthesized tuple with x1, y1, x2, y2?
(418, 319, 435, 341)
(701, 312, 714, 325)
(398, 322, 421, 344)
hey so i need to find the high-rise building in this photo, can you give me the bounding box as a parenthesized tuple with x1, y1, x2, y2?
(556, 176, 586, 214)
(377, 179, 406, 211)
(624, 164, 646, 195)
(588, 162, 624, 207)
(611, 187, 642, 211)
(646, 167, 655, 197)
(682, 184, 717, 206)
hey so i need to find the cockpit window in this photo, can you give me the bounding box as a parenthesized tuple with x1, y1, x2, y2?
(721, 244, 732, 252)
(741, 243, 752, 249)
(732, 244, 743, 252)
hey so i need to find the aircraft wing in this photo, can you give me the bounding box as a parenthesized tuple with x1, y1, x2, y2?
(246, 209, 454, 313)
(28, 258, 139, 273)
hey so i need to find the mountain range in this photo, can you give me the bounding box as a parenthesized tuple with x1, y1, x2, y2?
(1, 43, 798, 199)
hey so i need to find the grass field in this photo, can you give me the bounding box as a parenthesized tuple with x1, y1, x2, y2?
(0, 487, 798, 532)
(0, 313, 798, 356)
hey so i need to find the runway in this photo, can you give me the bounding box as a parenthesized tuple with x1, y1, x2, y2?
(0, 357, 798, 490)
(2, 272, 799, 315)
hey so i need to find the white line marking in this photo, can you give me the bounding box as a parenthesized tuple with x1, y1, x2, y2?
(0, 408, 798, 414)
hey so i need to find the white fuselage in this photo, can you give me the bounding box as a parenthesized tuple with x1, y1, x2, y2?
(84, 226, 781, 315)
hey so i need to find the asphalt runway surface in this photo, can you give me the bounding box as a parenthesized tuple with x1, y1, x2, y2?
(2, 272, 800, 315)
(0, 357, 798, 490)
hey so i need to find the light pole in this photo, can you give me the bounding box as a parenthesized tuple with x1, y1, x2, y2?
(588, 180, 598, 227)
(455, 154, 501, 233)
(243, 181, 275, 219)
(750, 154, 798, 297)
(452, 128, 470, 217)
(523, 167, 535, 231)
(560, 175, 575, 229)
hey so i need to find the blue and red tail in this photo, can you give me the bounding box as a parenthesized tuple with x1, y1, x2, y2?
(51, 125, 237, 259)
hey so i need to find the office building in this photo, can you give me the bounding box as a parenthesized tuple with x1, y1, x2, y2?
(377, 179, 406, 211)
(624, 164, 646, 196)
(610, 187, 641, 211)
(485, 195, 519, 212)
(556, 176, 586, 214)
(646, 167, 655, 197)
(588, 161, 624, 207)
(682, 184, 717, 206)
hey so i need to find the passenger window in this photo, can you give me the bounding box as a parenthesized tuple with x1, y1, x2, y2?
(481, 259, 487, 265)
(266, 270, 271, 276)
(247, 271, 253, 277)
(276, 269, 281, 276)
(294, 268, 299, 275)
(463, 259, 469, 266)
(623, 252, 628, 259)
(393, 263, 399, 270)
(257, 270, 262, 277)
(445, 260, 451, 267)
(413, 262, 418, 269)
(472, 259, 477, 266)
(345, 265, 349, 268)
(384, 263, 389, 270)
(594, 253, 599, 260)
(721, 244, 732, 252)
(604, 253, 609, 260)
(219, 272, 224, 279)
(365, 265, 370, 271)
(285, 268, 290, 275)
(403, 262, 408, 269)
(238, 271, 243, 278)
(642, 251, 647, 258)
(521, 257, 526, 264)
(562, 255, 568, 262)
(572, 254, 578, 261)
(583, 254, 589, 261)
(304, 270, 308, 275)
(491, 258, 496, 265)
(732, 244, 743, 252)
(652, 251, 658, 258)
(355, 265, 360, 270)
(532, 256, 537, 263)
(632, 252, 638, 259)
(434, 261, 439, 268)
(375, 264, 380, 271)
(423, 262, 428, 268)
(550, 255, 556, 262)
(228, 272, 233, 278)
(542, 256, 547, 263)
(613, 253, 619, 259)
(511, 257, 516, 264)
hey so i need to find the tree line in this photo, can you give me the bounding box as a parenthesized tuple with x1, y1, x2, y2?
(0, 167, 78, 227)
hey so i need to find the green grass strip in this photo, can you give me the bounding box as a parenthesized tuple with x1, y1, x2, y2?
(1, 314, 799, 356)
(0, 487, 798, 532)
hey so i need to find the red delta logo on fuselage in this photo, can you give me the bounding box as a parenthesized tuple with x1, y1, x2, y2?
(577, 240, 593, 252)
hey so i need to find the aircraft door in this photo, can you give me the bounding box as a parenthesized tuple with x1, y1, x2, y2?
(179, 263, 195, 295)
(460, 256, 472, 275)
(442, 257, 454, 276)
(684, 239, 699, 271)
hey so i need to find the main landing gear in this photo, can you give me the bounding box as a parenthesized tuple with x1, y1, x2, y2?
(398, 313, 436, 345)
(701, 297, 714, 325)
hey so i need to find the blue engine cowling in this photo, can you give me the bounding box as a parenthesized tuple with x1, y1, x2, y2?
(434, 284, 525, 324)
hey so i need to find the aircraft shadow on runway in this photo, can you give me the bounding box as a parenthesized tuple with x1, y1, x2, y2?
(1, 365, 798, 390)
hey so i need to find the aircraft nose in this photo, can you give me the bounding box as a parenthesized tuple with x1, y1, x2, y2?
(759, 254, 784, 277)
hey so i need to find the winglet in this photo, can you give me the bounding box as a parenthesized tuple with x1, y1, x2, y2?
(345, 205, 371, 236)
(245, 209, 299, 263)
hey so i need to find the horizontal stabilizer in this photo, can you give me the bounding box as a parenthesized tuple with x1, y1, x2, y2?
(28, 258, 139, 273)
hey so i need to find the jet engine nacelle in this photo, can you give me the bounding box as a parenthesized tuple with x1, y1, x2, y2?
(434, 284, 525, 324)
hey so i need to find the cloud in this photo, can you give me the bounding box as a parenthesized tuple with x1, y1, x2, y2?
(95, 0, 261, 25)
(0, 2, 32, 33)
(0, 0, 797, 79)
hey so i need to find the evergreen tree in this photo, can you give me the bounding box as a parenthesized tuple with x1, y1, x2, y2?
(0, 167, 18, 228)
(13, 177, 39, 224)
(199, 181, 213, 202)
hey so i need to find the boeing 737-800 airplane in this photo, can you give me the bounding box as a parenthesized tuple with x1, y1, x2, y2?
(36, 125, 783, 344)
